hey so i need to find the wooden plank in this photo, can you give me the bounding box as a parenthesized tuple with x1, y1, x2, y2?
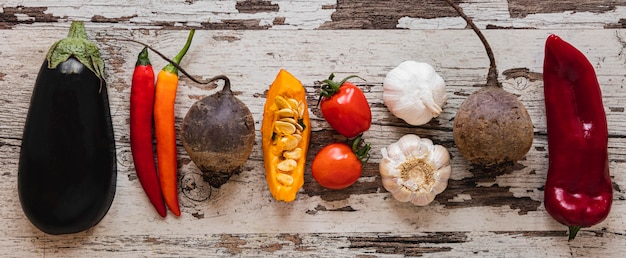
(1, 231, 626, 257)
(1, 27, 626, 256)
(0, 0, 625, 30)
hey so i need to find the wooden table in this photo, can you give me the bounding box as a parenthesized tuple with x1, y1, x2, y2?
(1, 1, 625, 256)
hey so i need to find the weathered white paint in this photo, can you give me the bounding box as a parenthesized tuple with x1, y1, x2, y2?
(3, 0, 626, 30)
(1, 0, 626, 256)
(399, 2, 626, 29)
(2, 27, 626, 256)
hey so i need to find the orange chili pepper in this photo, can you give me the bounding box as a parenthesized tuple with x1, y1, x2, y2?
(154, 29, 195, 216)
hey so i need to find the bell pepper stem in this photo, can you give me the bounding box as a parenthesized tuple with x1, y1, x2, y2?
(568, 226, 582, 241)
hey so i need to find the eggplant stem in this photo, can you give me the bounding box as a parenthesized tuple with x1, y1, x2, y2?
(67, 21, 87, 39)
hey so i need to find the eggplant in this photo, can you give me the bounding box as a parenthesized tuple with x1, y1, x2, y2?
(18, 21, 116, 235)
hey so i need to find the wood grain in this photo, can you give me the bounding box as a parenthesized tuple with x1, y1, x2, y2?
(1, 0, 626, 257)
(1, 0, 625, 30)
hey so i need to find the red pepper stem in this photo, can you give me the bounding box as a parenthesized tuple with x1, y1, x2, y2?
(444, 0, 499, 87)
(568, 226, 582, 241)
(162, 29, 195, 75)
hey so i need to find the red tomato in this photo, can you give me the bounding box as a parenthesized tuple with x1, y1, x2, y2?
(311, 143, 362, 190)
(320, 74, 372, 138)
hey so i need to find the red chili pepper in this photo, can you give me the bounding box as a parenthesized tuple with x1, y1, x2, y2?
(543, 34, 612, 240)
(154, 29, 195, 216)
(130, 47, 167, 218)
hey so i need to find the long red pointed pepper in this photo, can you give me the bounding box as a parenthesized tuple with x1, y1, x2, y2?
(154, 30, 195, 216)
(543, 34, 612, 240)
(130, 47, 167, 218)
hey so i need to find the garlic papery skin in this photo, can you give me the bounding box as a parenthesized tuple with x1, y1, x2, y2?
(379, 134, 451, 206)
(383, 61, 447, 126)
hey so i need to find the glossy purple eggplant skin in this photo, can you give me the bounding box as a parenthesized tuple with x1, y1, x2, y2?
(18, 57, 116, 235)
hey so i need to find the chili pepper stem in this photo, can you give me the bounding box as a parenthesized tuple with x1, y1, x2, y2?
(568, 226, 582, 241)
(163, 29, 195, 75)
(136, 47, 150, 66)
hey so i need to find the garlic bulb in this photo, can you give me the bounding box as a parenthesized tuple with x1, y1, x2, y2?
(379, 134, 451, 206)
(383, 61, 447, 126)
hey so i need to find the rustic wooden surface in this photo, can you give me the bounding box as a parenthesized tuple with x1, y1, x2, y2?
(1, 0, 626, 257)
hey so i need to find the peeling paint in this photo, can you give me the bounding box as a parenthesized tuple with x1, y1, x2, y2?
(91, 15, 137, 23)
(143, 237, 163, 244)
(272, 17, 286, 25)
(0, 6, 58, 29)
(508, 0, 625, 18)
(436, 163, 542, 215)
(348, 233, 467, 256)
(278, 234, 312, 251)
(493, 230, 570, 237)
(213, 35, 240, 42)
(502, 68, 543, 82)
(319, 0, 457, 29)
(216, 234, 247, 255)
(260, 243, 283, 252)
(235, 0, 279, 14)
(191, 212, 205, 219)
(486, 24, 536, 29)
(200, 19, 271, 30)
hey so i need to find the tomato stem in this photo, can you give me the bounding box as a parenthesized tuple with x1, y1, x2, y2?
(350, 135, 371, 164)
(320, 73, 365, 98)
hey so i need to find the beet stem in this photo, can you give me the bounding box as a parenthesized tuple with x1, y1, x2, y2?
(444, 0, 499, 87)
